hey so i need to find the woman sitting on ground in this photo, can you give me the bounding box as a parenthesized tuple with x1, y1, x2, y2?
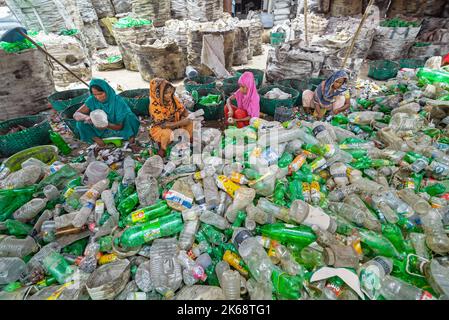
(302, 70, 351, 119)
(149, 78, 193, 158)
(225, 71, 260, 128)
(73, 78, 141, 151)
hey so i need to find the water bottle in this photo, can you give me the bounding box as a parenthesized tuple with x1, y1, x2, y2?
(13, 198, 48, 222)
(221, 270, 241, 300)
(203, 175, 220, 209)
(160, 161, 177, 178)
(43, 185, 60, 201)
(149, 238, 183, 298)
(199, 211, 230, 230)
(397, 189, 431, 216)
(330, 162, 349, 187)
(312, 123, 334, 145)
(135, 260, 154, 292)
(358, 256, 393, 300)
(232, 228, 273, 284)
(328, 185, 359, 202)
(178, 219, 200, 250)
(420, 209, 449, 254)
(215, 260, 230, 288)
(122, 156, 136, 187)
(289, 199, 336, 232)
(42, 251, 74, 284)
(379, 275, 436, 300)
(328, 202, 366, 226)
(101, 189, 119, 223)
(0, 236, 38, 258)
(0, 257, 26, 284)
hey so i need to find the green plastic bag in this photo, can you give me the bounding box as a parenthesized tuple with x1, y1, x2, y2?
(114, 17, 152, 29)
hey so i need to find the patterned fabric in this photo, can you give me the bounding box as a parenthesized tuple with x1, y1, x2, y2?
(149, 78, 185, 126)
(313, 70, 349, 110)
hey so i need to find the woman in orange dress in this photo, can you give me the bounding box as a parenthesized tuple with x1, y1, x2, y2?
(148, 78, 193, 158)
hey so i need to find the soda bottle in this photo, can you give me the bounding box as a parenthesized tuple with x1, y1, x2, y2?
(220, 270, 241, 300)
(48, 130, 72, 155)
(256, 223, 316, 249)
(116, 212, 184, 248)
(222, 250, 249, 277)
(271, 265, 302, 300)
(117, 192, 140, 216)
(381, 223, 410, 254)
(198, 224, 227, 245)
(42, 251, 73, 284)
(355, 228, 403, 259)
(3, 219, 32, 237)
(273, 179, 288, 206)
(121, 201, 170, 226)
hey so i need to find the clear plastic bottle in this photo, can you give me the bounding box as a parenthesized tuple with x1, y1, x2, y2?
(0, 235, 38, 258)
(232, 228, 273, 284)
(199, 211, 230, 230)
(358, 256, 393, 300)
(122, 156, 136, 187)
(421, 209, 449, 254)
(190, 178, 206, 208)
(203, 175, 220, 209)
(330, 162, 349, 187)
(160, 161, 177, 178)
(328, 202, 366, 226)
(215, 260, 230, 288)
(221, 270, 241, 300)
(289, 199, 336, 232)
(328, 185, 359, 202)
(149, 238, 183, 298)
(409, 232, 431, 259)
(43, 185, 60, 201)
(13, 198, 48, 222)
(246, 203, 271, 225)
(135, 260, 154, 292)
(101, 189, 119, 223)
(246, 278, 273, 300)
(0, 257, 26, 284)
(311, 123, 334, 145)
(379, 275, 436, 300)
(225, 187, 256, 223)
(216, 191, 230, 217)
(397, 188, 431, 216)
(371, 195, 399, 224)
(177, 250, 207, 286)
(257, 198, 290, 222)
(178, 219, 200, 251)
(350, 176, 385, 194)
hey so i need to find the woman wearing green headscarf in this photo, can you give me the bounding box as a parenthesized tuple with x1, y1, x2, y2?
(74, 79, 140, 150)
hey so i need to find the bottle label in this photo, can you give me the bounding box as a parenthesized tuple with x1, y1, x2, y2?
(131, 210, 146, 223)
(163, 190, 193, 209)
(312, 125, 326, 137)
(143, 227, 161, 242)
(223, 250, 248, 276)
(233, 229, 252, 249)
(373, 257, 392, 274)
(419, 291, 434, 300)
(230, 172, 246, 184)
(216, 176, 241, 198)
(289, 154, 307, 173)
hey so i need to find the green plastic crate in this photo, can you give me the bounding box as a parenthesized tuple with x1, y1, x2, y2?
(235, 68, 264, 88)
(270, 32, 286, 46)
(222, 76, 240, 96)
(258, 85, 300, 117)
(399, 58, 425, 69)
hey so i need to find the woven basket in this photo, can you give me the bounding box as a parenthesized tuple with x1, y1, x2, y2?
(235, 68, 264, 88)
(258, 85, 299, 116)
(0, 115, 51, 158)
(118, 89, 150, 116)
(194, 88, 225, 121)
(184, 76, 216, 93)
(61, 103, 83, 139)
(48, 89, 90, 112)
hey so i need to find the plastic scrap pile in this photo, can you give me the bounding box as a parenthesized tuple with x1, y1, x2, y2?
(4, 65, 449, 300)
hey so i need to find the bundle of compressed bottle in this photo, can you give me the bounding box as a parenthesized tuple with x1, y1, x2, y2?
(2, 66, 449, 300)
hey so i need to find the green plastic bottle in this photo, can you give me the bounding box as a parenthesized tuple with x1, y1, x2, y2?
(271, 265, 303, 299)
(416, 67, 449, 84)
(121, 201, 170, 226)
(256, 223, 317, 249)
(42, 251, 74, 284)
(242, 168, 261, 180)
(274, 179, 288, 206)
(423, 183, 446, 196)
(225, 211, 247, 238)
(292, 245, 324, 270)
(62, 238, 88, 257)
(356, 228, 404, 260)
(288, 179, 304, 202)
(278, 152, 294, 168)
(403, 151, 426, 164)
(345, 149, 368, 159)
(99, 235, 113, 252)
(199, 224, 227, 245)
(116, 212, 183, 248)
(48, 130, 72, 155)
(117, 192, 139, 216)
(115, 183, 135, 205)
(3, 219, 32, 237)
(204, 262, 220, 286)
(0, 193, 34, 222)
(381, 223, 410, 254)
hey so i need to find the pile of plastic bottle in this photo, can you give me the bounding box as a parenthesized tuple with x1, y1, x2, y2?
(2, 65, 449, 300)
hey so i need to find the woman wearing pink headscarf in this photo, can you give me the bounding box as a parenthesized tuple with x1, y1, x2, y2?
(224, 71, 260, 128)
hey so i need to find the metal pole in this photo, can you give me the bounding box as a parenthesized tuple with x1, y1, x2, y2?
(341, 0, 375, 69)
(19, 31, 89, 87)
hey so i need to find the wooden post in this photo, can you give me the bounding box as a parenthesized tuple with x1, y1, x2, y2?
(341, 0, 375, 69)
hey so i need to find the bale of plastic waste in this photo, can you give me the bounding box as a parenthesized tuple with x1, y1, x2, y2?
(130, 38, 186, 81)
(0, 47, 54, 121)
